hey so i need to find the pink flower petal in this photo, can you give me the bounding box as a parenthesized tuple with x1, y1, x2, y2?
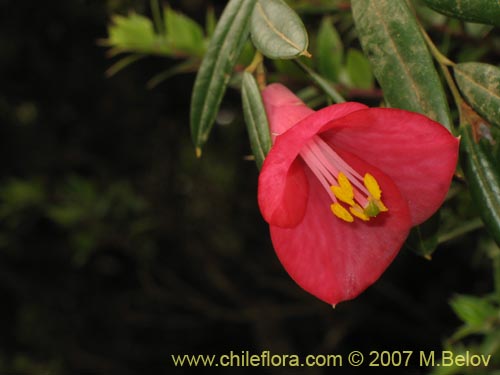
(270, 148, 412, 305)
(262, 84, 314, 141)
(320, 108, 459, 225)
(258, 158, 309, 228)
(258, 100, 367, 228)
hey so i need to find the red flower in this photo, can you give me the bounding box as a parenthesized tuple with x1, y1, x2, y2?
(258, 84, 459, 305)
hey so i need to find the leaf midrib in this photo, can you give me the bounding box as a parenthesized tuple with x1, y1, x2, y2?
(372, 1, 424, 109)
(255, 2, 303, 54)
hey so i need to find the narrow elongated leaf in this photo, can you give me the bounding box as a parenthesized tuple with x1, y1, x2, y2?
(250, 0, 310, 59)
(241, 72, 271, 169)
(147, 59, 199, 89)
(296, 61, 345, 103)
(461, 124, 500, 246)
(422, 0, 500, 27)
(316, 17, 343, 83)
(206, 6, 216, 37)
(190, 0, 256, 150)
(454, 63, 500, 128)
(105, 54, 145, 77)
(351, 0, 452, 129)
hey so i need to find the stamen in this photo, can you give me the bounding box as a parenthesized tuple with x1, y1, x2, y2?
(330, 172, 355, 206)
(349, 205, 370, 221)
(300, 136, 389, 223)
(331, 203, 354, 222)
(364, 173, 381, 200)
(314, 138, 368, 195)
(300, 144, 337, 202)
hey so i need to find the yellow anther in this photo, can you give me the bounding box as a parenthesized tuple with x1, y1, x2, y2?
(364, 173, 382, 200)
(330, 172, 355, 206)
(338, 172, 353, 191)
(331, 203, 354, 223)
(350, 205, 370, 221)
(331, 186, 355, 206)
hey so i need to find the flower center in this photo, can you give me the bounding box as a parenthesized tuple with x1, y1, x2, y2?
(299, 136, 388, 223)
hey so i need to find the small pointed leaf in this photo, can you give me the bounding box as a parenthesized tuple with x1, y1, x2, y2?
(250, 0, 310, 59)
(105, 54, 145, 77)
(147, 59, 199, 89)
(454, 63, 500, 129)
(241, 72, 271, 169)
(190, 0, 257, 149)
(351, 0, 452, 130)
(404, 212, 440, 259)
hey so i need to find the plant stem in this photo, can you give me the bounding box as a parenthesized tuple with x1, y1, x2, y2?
(438, 217, 484, 244)
(418, 23, 465, 129)
(245, 51, 263, 74)
(245, 52, 266, 90)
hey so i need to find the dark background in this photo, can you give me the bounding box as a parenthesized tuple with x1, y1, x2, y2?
(0, 0, 493, 374)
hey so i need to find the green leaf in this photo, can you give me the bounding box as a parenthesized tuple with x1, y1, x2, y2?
(238, 41, 257, 68)
(190, 0, 257, 150)
(241, 72, 271, 169)
(404, 212, 440, 259)
(351, 0, 452, 130)
(296, 60, 346, 103)
(316, 17, 343, 83)
(164, 6, 205, 57)
(422, 0, 500, 27)
(454, 63, 500, 129)
(450, 294, 497, 327)
(107, 13, 158, 54)
(345, 48, 374, 90)
(460, 124, 500, 247)
(250, 0, 310, 59)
